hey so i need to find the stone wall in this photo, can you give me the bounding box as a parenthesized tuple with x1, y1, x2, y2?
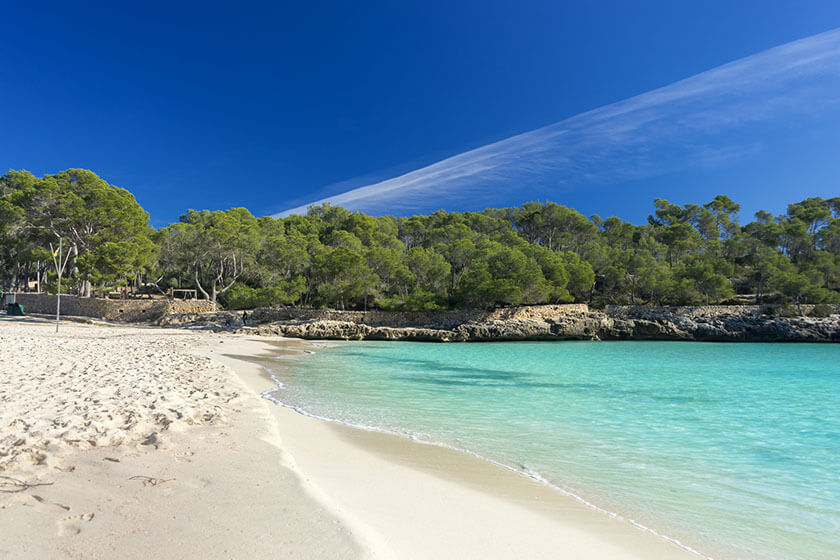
(250, 303, 589, 329)
(7, 293, 215, 322)
(167, 299, 217, 315)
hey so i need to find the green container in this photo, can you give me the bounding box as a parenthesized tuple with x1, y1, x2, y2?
(7, 302, 24, 316)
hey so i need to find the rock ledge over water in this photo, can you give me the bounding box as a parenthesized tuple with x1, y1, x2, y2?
(159, 304, 840, 342)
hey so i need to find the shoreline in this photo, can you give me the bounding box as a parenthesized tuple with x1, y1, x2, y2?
(1, 317, 702, 559)
(216, 336, 704, 560)
(257, 372, 711, 559)
(266, 380, 712, 559)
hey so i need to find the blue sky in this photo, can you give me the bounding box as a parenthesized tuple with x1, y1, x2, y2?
(2, 1, 840, 226)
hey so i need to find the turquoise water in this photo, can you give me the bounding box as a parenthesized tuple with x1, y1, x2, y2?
(267, 341, 840, 560)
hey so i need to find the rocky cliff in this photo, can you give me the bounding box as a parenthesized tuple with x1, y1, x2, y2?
(160, 304, 840, 343)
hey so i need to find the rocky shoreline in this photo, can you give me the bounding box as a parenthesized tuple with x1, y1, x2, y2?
(159, 304, 840, 343)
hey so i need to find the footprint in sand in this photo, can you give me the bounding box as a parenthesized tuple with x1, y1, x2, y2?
(57, 512, 94, 536)
(31, 495, 71, 512)
(174, 449, 194, 462)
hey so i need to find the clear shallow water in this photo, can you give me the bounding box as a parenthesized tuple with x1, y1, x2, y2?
(268, 341, 840, 560)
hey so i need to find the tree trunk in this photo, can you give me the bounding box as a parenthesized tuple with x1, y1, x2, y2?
(194, 269, 211, 301)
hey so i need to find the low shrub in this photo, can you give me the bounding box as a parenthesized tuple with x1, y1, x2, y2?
(808, 303, 835, 318)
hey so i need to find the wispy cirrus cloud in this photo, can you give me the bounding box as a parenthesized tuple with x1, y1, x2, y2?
(276, 28, 840, 217)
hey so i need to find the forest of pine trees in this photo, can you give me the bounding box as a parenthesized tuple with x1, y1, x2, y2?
(2, 169, 839, 310)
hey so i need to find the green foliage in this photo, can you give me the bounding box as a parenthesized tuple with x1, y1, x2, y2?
(683, 257, 734, 305)
(158, 208, 258, 303)
(43, 271, 78, 294)
(220, 279, 306, 310)
(559, 251, 594, 301)
(808, 303, 835, 317)
(0, 168, 153, 294)
(313, 246, 378, 309)
(2, 169, 839, 311)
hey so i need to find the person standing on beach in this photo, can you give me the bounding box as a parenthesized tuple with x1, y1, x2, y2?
(242, 311, 248, 326)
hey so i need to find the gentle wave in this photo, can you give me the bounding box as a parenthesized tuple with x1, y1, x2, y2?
(261, 340, 840, 560)
(258, 361, 712, 559)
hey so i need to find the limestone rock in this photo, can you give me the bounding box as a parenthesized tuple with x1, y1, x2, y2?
(155, 303, 840, 343)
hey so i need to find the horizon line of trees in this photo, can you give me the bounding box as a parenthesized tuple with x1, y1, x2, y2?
(2, 168, 839, 311)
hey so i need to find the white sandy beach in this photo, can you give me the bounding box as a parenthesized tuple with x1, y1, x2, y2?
(0, 316, 698, 559)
